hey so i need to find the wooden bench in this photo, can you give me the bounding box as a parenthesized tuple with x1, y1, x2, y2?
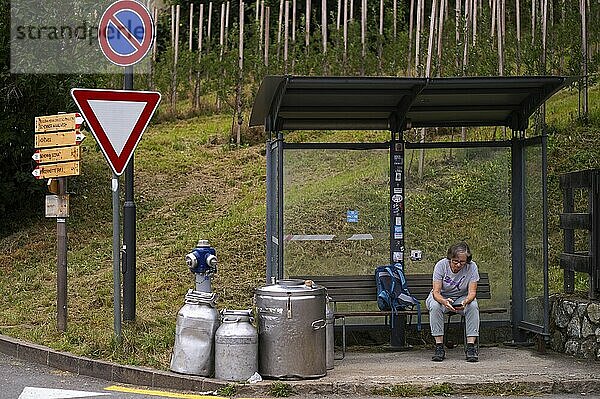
(291, 273, 507, 350)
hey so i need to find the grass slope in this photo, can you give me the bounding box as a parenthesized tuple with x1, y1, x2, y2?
(0, 84, 598, 368)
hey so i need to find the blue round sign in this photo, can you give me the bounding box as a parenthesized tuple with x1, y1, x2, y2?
(98, 0, 154, 67)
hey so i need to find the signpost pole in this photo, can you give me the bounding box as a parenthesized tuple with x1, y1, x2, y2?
(112, 175, 122, 340)
(123, 65, 136, 321)
(56, 177, 67, 332)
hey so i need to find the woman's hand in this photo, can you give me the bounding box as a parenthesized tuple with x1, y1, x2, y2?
(444, 298, 456, 311)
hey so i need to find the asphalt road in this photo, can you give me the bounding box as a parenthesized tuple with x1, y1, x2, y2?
(0, 351, 221, 399)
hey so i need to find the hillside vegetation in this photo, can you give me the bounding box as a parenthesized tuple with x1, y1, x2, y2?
(0, 84, 598, 369)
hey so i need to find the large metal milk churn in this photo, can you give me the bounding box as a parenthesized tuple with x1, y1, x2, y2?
(255, 279, 327, 379)
(170, 290, 220, 375)
(215, 309, 258, 381)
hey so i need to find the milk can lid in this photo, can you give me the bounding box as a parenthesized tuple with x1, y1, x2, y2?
(255, 279, 325, 296)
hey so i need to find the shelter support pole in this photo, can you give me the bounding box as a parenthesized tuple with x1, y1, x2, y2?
(389, 130, 408, 348)
(266, 136, 277, 283)
(277, 132, 285, 280)
(511, 134, 527, 343)
(389, 131, 405, 266)
(542, 133, 550, 334)
(590, 171, 599, 299)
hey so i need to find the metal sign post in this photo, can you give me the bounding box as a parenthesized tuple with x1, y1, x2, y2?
(112, 175, 122, 338)
(123, 66, 136, 321)
(32, 112, 84, 333)
(95, 0, 156, 329)
(56, 178, 67, 332)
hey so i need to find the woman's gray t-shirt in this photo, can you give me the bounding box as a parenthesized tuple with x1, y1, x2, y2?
(432, 258, 480, 299)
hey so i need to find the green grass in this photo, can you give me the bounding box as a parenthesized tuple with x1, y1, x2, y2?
(0, 84, 598, 369)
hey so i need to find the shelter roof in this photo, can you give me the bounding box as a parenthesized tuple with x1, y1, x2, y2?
(249, 75, 574, 132)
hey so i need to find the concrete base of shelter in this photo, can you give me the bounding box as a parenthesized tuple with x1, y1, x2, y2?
(3, 333, 600, 397)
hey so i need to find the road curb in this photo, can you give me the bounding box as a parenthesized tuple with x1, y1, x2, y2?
(3, 334, 600, 397)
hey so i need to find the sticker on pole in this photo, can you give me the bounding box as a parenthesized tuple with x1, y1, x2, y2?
(98, 0, 155, 67)
(71, 88, 161, 176)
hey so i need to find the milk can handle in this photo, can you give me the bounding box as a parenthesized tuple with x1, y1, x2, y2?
(311, 319, 326, 330)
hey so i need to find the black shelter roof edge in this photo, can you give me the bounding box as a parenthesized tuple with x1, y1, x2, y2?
(250, 75, 575, 134)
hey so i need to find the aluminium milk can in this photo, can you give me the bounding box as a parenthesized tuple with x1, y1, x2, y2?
(170, 290, 220, 376)
(215, 309, 258, 381)
(255, 279, 327, 379)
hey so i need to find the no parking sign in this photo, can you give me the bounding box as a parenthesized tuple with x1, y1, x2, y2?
(98, 0, 155, 67)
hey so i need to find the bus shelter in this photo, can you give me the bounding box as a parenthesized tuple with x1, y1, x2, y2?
(250, 75, 573, 342)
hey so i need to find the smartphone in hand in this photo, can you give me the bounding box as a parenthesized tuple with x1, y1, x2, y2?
(452, 300, 464, 309)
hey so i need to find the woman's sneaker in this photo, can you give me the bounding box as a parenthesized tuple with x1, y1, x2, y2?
(432, 344, 445, 361)
(465, 344, 479, 362)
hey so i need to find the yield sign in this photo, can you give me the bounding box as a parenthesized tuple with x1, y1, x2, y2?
(71, 88, 161, 175)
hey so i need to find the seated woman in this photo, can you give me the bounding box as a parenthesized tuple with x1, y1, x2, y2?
(425, 241, 480, 362)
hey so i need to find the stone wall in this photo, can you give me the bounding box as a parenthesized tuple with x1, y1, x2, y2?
(550, 294, 600, 360)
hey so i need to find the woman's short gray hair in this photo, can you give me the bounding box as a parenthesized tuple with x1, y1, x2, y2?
(446, 241, 473, 263)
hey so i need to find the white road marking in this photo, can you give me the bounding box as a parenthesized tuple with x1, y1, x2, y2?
(18, 387, 110, 399)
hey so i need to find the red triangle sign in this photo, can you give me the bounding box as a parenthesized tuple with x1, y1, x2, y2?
(71, 88, 161, 176)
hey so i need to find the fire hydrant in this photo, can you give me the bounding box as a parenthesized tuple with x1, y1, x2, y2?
(185, 239, 217, 292)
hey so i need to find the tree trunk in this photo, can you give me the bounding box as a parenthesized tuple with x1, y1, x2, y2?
(472, 0, 477, 45)
(393, 0, 397, 38)
(344, 0, 349, 66)
(173, 5, 180, 113)
(437, 0, 445, 74)
(426, 0, 438, 77)
(531, 0, 536, 45)
(580, 0, 588, 120)
(516, 0, 521, 74)
(415, 0, 422, 72)
(277, 0, 283, 55)
(322, 0, 328, 54)
(378, 0, 384, 74)
(207, 2, 213, 52)
(455, 0, 460, 72)
(306, 0, 311, 48)
(235, 1, 245, 146)
(292, 0, 297, 42)
(284, 0, 289, 72)
(361, 0, 366, 73)
(496, 0, 503, 75)
(189, 3, 194, 51)
(195, 4, 204, 110)
(408, 0, 415, 75)
(265, 7, 270, 67)
(462, 0, 470, 73)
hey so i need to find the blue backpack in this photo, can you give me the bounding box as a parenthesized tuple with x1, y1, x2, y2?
(375, 263, 421, 330)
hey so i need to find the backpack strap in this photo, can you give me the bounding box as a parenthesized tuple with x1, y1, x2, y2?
(389, 265, 422, 332)
(384, 266, 398, 328)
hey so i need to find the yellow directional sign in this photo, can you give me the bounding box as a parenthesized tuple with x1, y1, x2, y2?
(32, 146, 81, 164)
(35, 113, 81, 133)
(35, 131, 77, 148)
(32, 161, 80, 179)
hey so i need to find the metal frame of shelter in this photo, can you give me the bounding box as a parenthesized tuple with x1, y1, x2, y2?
(250, 75, 574, 342)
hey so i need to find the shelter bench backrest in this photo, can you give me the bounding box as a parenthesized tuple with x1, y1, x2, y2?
(290, 273, 492, 303)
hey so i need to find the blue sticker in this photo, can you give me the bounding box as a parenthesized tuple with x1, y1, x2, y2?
(347, 210, 359, 223)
